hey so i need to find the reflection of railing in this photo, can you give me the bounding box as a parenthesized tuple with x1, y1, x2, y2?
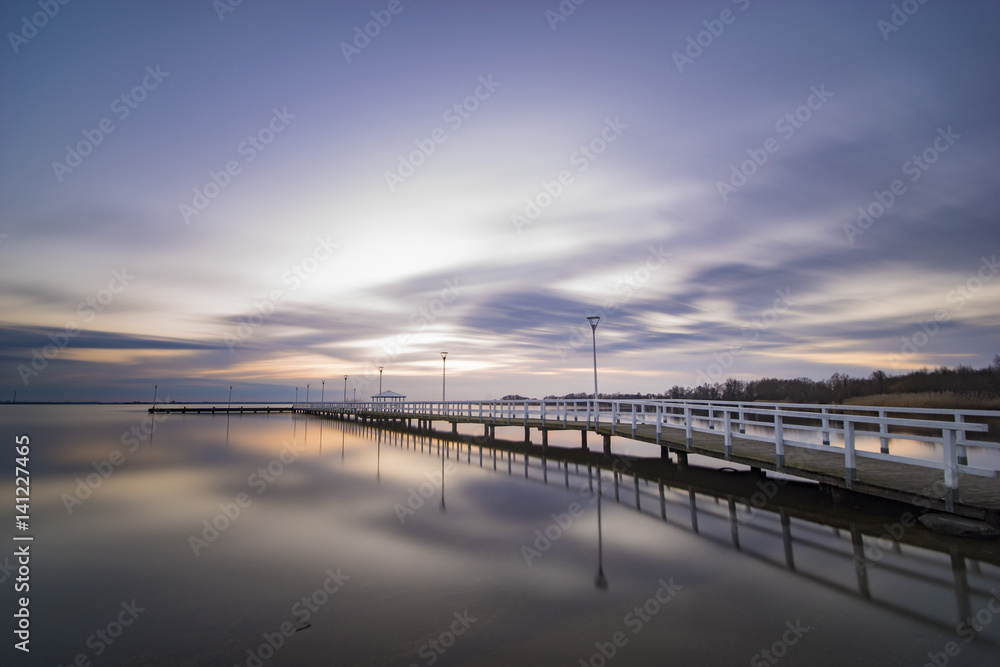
(348, 418, 1000, 641)
(295, 399, 1000, 512)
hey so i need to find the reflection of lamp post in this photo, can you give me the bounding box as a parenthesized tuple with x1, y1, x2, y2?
(378, 366, 384, 397)
(441, 352, 448, 402)
(595, 472, 608, 590)
(343, 376, 348, 402)
(439, 439, 446, 513)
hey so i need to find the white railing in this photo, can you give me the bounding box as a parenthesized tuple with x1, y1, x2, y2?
(294, 398, 1000, 509)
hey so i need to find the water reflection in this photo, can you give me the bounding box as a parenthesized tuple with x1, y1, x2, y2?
(361, 415, 1000, 642)
(4, 405, 999, 666)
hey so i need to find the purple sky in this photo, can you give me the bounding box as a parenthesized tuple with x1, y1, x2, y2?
(2, 0, 998, 402)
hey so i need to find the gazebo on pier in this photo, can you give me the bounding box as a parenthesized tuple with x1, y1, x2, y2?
(371, 390, 406, 403)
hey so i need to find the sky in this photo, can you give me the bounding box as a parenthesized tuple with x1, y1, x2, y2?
(1, 0, 998, 403)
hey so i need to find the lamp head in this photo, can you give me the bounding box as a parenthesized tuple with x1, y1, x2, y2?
(587, 316, 601, 331)
(441, 351, 448, 360)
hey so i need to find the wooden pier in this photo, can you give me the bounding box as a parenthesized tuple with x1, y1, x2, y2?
(294, 398, 1000, 522)
(149, 405, 292, 414)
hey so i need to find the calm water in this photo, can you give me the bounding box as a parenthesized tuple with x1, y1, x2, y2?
(2, 405, 999, 666)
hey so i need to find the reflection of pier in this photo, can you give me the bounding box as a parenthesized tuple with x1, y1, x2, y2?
(327, 415, 1000, 641)
(293, 399, 1000, 521)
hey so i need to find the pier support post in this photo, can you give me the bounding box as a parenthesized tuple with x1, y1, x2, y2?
(675, 450, 688, 466)
(660, 446, 669, 460)
(484, 424, 489, 438)
(524, 426, 531, 443)
(581, 430, 589, 451)
(542, 429, 548, 448)
(451, 422, 458, 435)
(603, 433, 611, 455)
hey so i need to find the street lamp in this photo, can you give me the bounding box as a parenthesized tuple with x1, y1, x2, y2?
(306, 383, 310, 403)
(378, 366, 384, 397)
(295, 386, 298, 403)
(587, 316, 600, 399)
(343, 375, 348, 402)
(228, 385, 232, 409)
(152, 384, 158, 410)
(321, 380, 325, 403)
(440, 352, 448, 402)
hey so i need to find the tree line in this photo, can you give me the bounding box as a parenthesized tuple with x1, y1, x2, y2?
(539, 356, 1000, 404)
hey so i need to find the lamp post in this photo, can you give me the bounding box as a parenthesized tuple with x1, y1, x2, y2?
(295, 386, 298, 403)
(306, 383, 310, 403)
(321, 380, 325, 403)
(228, 385, 232, 410)
(343, 376, 348, 402)
(587, 316, 600, 399)
(152, 384, 158, 410)
(378, 366, 384, 397)
(588, 316, 600, 428)
(440, 352, 448, 403)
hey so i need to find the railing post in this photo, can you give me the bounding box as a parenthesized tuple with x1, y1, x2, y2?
(724, 409, 732, 460)
(542, 400, 547, 428)
(955, 414, 968, 465)
(631, 403, 637, 437)
(821, 407, 830, 446)
(708, 403, 714, 430)
(684, 406, 692, 448)
(844, 419, 856, 488)
(738, 404, 746, 434)
(879, 409, 889, 454)
(774, 414, 784, 470)
(656, 404, 662, 445)
(942, 429, 959, 513)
